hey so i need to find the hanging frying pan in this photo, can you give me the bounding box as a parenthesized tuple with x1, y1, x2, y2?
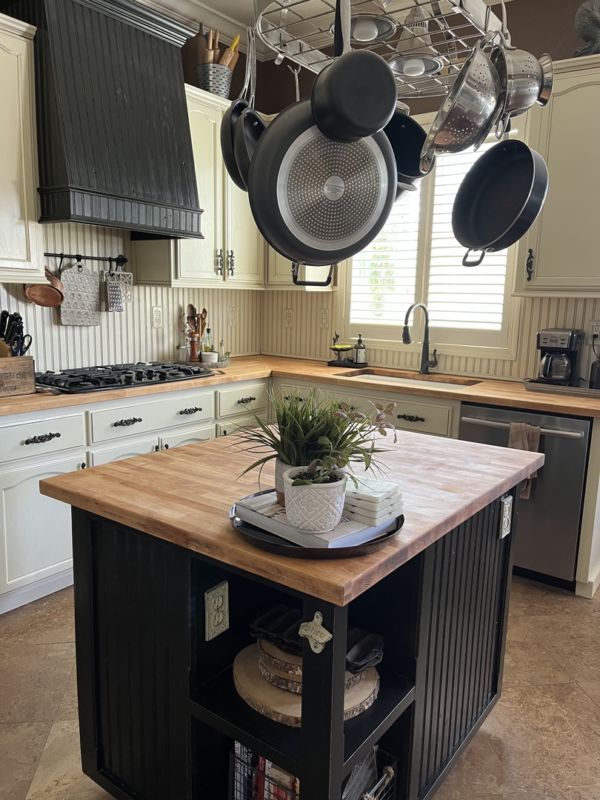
(452, 139, 548, 267)
(221, 28, 255, 189)
(247, 100, 397, 266)
(311, 0, 397, 142)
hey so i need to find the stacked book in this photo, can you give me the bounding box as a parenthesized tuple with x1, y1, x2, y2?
(235, 480, 403, 550)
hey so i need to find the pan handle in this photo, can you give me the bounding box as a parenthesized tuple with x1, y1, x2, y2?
(496, 113, 512, 140)
(291, 262, 335, 287)
(463, 249, 487, 268)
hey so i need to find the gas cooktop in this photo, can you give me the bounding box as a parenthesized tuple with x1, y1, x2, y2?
(36, 362, 215, 394)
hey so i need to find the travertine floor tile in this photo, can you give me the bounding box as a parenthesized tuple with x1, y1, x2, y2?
(509, 578, 599, 620)
(562, 787, 600, 800)
(0, 723, 50, 800)
(502, 639, 571, 687)
(0, 589, 74, 646)
(55, 667, 78, 722)
(578, 681, 600, 709)
(0, 643, 74, 724)
(25, 720, 112, 800)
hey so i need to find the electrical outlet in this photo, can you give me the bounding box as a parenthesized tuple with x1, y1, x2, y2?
(204, 581, 229, 641)
(284, 307, 294, 328)
(591, 321, 600, 340)
(228, 305, 237, 328)
(320, 307, 330, 329)
(151, 305, 163, 329)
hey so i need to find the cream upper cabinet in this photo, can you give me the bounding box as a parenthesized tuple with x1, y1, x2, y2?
(177, 91, 224, 287)
(514, 56, 600, 295)
(0, 15, 44, 284)
(133, 87, 264, 290)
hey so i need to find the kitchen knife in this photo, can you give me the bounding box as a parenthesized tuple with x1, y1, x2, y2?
(4, 315, 22, 344)
(0, 310, 8, 338)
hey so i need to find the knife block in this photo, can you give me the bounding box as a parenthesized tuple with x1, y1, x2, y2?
(0, 356, 35, 397)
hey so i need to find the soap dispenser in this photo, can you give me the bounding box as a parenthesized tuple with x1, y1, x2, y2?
(354, 334, 366, 365)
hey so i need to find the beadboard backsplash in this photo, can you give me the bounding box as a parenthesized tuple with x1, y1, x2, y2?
(262, 291, 600, 383)
(0, 223, 262, 372)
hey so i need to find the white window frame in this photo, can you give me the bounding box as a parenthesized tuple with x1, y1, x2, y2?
(334, 113, 522, 362)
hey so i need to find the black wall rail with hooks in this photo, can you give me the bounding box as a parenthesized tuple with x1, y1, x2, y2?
(44, 252, 129, 269)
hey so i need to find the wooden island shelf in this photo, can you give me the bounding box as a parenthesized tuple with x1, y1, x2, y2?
(40, 433, 543, 800)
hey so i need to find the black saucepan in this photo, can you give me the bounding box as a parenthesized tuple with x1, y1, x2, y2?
(247, 100, 397, 266)
(452, 139, 549, 267)
(233, 108, 267, 188)
(221, 28, 254, 190)
(311, 0, 397, 142)
(384, 111, 432, 184)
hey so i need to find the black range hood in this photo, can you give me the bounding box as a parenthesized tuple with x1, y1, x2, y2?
(1, 0, 203, 238)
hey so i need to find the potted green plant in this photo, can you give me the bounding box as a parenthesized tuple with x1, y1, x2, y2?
(237, 393, 396, 532)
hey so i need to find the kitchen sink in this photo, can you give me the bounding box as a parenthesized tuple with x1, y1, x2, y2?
(336, 368, 481, 390)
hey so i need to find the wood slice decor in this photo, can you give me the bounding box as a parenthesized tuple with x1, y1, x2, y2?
(258, 639, 365, 695)
(233, 644, 380, 728)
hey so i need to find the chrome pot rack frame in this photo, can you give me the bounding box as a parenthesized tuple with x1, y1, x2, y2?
(256, 0, 506, 100)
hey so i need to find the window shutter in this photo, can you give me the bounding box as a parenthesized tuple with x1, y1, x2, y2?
(427, 143, 509, 332)
(349, 184, 422, 325)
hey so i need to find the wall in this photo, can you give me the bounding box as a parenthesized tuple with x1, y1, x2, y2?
(261, 290, 600, 383)
(0, 223, 262, 373)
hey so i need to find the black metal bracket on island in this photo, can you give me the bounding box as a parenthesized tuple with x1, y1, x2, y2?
(69, 493, 517, 800)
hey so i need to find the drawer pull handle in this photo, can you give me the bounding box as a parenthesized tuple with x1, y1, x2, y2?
(24, 432, 62, 445)
(237, 396, 256, 405)
(397, 413, 425, 423)
(179, 407, 203, 415)
(113, 417, 143, 428)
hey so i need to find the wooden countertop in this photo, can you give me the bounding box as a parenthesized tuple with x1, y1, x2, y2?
(2, 355, 600, 419)
(40, 432, 543, 606)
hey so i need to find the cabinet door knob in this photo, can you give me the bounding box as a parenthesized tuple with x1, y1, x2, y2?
(113, 417, 142, 428)
(164, 443, 170, 450)
(80, 462, 87, 470)
(227, 250, 235, 277)
(154, 444, 160, 452)
(397, 413, 425, 423)
(216, 249, 224, 276)
(23, 432, 62, 445)
(526, 249, 535, 282)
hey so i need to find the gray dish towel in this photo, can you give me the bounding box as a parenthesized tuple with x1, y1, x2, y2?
(508, 422, 541, 500)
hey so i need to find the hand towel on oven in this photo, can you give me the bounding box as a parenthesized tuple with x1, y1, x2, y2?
(508, 422, 541, 500)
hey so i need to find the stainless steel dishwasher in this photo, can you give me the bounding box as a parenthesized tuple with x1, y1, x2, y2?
(459, 404, 591, 585)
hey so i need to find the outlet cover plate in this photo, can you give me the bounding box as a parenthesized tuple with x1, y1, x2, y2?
(205, 581, 229, 641)
(151, 306, 163, 329)
(591, 321, 600, 339)
(500, 495, 513, 539)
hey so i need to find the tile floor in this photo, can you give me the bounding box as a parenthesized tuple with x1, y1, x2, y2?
(0, 577, 598, 799)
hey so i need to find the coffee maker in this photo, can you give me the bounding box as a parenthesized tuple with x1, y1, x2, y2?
(534, 328, 584, 386)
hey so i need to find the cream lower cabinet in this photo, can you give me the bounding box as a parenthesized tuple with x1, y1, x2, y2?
(133, 87, 264, 290)
(0, 14, 44, 283)
(514, 55, 600, 295)
(0, 454, 86, 604)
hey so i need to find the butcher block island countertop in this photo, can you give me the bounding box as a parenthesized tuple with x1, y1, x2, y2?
(40, 430, 543, 605)
(3, 355, 600, 417)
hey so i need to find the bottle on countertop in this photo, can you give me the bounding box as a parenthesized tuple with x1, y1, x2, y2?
(590, 357, 600, 390)
(354, 333, 366, 364)
(202, 327, 214, 352)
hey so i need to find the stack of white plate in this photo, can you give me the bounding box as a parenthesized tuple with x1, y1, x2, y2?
(344, 479, 404, 526)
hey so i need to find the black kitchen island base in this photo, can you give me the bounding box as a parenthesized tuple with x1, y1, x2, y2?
(71, 493, 515, 800)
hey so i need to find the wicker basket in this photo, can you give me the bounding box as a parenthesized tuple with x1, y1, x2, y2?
(195, 64, 232, 98)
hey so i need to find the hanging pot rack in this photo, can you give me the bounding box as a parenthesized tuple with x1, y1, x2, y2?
(256, 0, 507, 100)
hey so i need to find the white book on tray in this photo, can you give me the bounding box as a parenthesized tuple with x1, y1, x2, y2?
(235, 491, 401, 549)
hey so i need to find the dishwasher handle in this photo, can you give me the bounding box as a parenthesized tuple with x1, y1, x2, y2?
(460, 416, 584, 440)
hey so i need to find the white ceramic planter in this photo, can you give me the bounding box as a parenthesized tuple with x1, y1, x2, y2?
(283, 467, 347, 533)
(201, 351, 219, 365)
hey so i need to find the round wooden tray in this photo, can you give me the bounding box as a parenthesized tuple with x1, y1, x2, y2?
(233, 644, 380, 728)
(229, 505, 404, 560)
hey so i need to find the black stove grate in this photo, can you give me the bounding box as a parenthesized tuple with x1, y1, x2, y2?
(36, 362, 215, 394)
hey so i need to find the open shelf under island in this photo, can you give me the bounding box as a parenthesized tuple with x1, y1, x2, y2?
(39, 431, 543, 800)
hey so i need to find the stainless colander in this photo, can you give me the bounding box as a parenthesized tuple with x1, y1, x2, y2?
(419, 37, 501, 173)
(491, 44, 554, 137)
